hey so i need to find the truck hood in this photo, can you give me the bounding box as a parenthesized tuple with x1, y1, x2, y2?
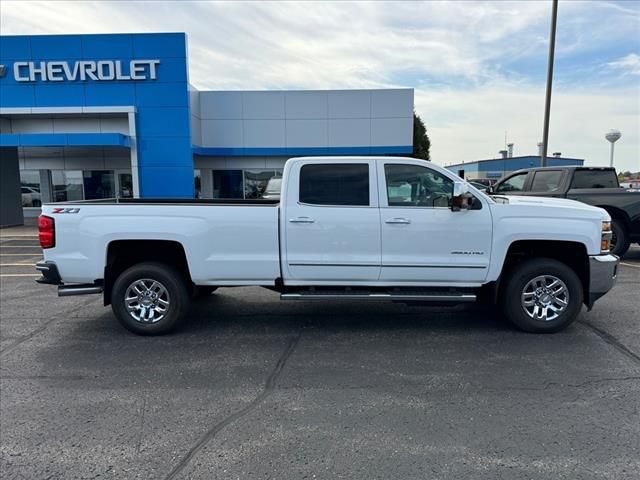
(492, 195, 609, 220)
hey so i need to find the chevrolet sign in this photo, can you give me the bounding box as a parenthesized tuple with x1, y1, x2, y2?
(12, 59, 160, 82)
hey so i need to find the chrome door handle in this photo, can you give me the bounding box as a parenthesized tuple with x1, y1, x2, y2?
(385, 217, 411, 224)
(289, 216, 315, 224)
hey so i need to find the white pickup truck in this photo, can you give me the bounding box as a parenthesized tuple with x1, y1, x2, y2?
(36, 156, 619, 335)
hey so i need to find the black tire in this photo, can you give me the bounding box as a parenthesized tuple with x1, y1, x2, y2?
(111, 262, 190, 335)
(193, 286, 218, 299)
(501, 258, 583, 333)
(610, 218, 630, 257)
(32, 199, 41, 207)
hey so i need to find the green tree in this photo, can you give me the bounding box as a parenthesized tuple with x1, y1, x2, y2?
(412, 112, 431, 161)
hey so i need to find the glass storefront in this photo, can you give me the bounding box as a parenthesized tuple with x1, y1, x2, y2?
(19, 170, 42, 207)
(211, 169, 283, 199)
(118, 172, 133, 198)
(194, 169, 201, 199)
(52, 170, 84, 202)
(24, 169, 128, 204)
(83, 170, 115, 200)
(213, 170, 243, 199)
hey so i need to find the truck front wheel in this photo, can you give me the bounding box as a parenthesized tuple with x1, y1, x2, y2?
(501, 258, 583, 333)
(111, 262, 190, 335)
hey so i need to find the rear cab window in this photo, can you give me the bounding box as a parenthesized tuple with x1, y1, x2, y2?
(570, 169, 619, 189)
(299, 163, 370, 206)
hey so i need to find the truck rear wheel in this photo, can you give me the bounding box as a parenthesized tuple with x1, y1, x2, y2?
(501, 258, 583, 333)
(610, 218, 630, 257)
(111, 262, 190, 335)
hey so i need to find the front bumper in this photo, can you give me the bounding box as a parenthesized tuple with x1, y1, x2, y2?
(587, 254, 619, 309)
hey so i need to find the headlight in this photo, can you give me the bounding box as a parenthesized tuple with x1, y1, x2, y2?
(601, 221, 612, 253)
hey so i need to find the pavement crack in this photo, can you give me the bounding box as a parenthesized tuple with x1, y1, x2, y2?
(163, 329, 303, 480)
(136, 397, 147, 455)
(0, 317, 58, 356)
(579, 320, 640, 366)
(0, 297, 96, 357)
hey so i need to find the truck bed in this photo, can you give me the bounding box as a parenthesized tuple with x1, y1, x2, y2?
(41, 201, 281, 285)
(49, 198, 280, 206)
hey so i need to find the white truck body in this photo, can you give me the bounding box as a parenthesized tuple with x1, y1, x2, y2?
(36, 157, 619, 334)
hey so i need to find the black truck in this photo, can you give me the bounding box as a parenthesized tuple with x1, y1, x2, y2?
(489, 166, 640, 257)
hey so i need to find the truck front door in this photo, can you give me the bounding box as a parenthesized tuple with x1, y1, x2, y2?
(282, 160, 381, 282)
(377, 160, 492, 284)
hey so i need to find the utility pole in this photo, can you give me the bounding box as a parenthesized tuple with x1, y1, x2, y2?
(541, 0, 558, 167)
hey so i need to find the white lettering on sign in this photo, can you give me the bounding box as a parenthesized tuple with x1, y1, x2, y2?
(13, 59, 160, 82)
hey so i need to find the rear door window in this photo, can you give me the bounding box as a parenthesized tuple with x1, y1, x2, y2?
(299, 164, 370, 206)
(571, 170, 619, 189)
(530, 170, 563, 192)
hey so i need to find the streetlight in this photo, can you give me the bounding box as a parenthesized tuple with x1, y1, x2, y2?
(541, 0, 559, 167)
(605, 129, 622, 168)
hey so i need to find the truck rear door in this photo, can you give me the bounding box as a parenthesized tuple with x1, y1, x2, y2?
(281, 159, 381, 282)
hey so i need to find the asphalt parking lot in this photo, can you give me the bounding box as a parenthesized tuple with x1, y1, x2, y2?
(1, 226, 639, 480)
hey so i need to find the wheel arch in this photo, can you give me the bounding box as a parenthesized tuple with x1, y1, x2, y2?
(103, 240, 192, 306)
(597, 205, 630, 227)
(497, 240, 590, 306)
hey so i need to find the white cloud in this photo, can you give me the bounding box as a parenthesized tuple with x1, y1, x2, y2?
(607, 53, 640, 76)
(418, 84, 640, 172)
(1, 1, 638, 172)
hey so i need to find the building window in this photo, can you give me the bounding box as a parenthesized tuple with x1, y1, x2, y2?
(83, 170, 115, 200)
(118, 172, 133, 198)
(194, 169, 201, 199)
(211, 169, 284, 199)
(51, 170, 115, 202)
(244, 169, 282, 199)
(20, 170, 42, 207)
(52, 170, 84, 202)
(213, 170, 243, 199)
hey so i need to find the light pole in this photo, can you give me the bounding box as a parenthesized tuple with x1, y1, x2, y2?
(541, 0, 559, 167)
(605, 129, 621, 168)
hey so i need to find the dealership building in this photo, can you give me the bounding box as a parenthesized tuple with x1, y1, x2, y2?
(0, 32, 414, 226)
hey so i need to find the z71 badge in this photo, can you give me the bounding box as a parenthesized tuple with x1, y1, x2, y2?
(51, 208, 81, 214)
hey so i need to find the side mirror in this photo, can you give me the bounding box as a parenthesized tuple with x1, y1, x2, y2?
(486, 185, 494, 194)
(453, 181, 468, 198)
(451, 181, 470, 212)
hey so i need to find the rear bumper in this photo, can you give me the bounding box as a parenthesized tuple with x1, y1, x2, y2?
(35, 261, 61, 285)
(587, 254, 619, 309)
(35, 261, 103, 296)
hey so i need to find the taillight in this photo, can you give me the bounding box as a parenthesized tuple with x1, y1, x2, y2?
(38, 215, 55, 249)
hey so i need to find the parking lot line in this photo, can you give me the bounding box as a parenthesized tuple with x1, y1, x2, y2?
(0, 246, 42, 248)
(0, 273, 40, 277)
(0, 253, 42, 256)
(620, 262, 640, 269)
(1, 263, 36, 267)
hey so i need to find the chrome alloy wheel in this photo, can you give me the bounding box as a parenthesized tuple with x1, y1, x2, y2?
(521, 275, 569, 322)
(124, 278, 170, 324)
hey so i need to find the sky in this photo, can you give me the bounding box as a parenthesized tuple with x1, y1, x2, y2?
(1, 0, 639, 172)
